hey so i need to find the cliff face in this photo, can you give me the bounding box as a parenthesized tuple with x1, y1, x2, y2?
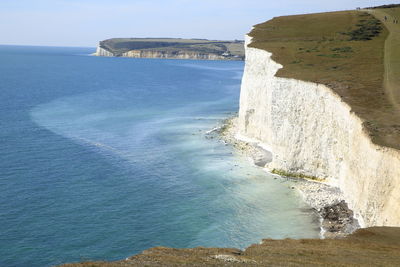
(94, 46, 114, 57)
(94, 45, 242, 60)
(122, 50, 227, 60)
(238, 36, 400, 227)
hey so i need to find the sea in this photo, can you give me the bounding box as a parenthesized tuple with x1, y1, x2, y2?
(0, 45, 320, 267)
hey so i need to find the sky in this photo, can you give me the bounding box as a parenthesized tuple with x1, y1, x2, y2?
(0, 0, 398, 47)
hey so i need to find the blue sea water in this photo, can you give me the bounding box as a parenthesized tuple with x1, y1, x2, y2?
(0, 45, 320, 267)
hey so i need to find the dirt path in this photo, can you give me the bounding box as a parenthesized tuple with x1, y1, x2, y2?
(368, 9, 400, 111)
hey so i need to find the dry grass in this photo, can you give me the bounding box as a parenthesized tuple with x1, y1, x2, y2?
(249, 10, 400, 150)
(61, 227, 400, 266)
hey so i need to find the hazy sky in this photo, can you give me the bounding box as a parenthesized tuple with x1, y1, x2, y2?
(0, 0, 397, 47)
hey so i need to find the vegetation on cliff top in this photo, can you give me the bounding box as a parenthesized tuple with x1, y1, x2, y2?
(249, 8, 400, 150)
(365, 4, 400, 9)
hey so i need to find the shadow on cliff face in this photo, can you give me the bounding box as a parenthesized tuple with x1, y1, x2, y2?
(61, 227, 400, 266)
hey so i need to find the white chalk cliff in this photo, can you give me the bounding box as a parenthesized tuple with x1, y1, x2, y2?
(237, 36, 400, 227)
(94, 45, 236, 60)
(94, 46, 114, 57)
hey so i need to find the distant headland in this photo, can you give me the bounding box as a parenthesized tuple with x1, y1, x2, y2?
(94, 38, 245, 60)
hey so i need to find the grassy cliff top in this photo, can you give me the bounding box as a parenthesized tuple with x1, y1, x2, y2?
(249, 8, 400, 150)
(62, 227, 400, 266)
(99, 38, 245, 59)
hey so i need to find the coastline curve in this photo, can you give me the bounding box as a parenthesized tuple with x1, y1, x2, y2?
(237, 35, 400, 227)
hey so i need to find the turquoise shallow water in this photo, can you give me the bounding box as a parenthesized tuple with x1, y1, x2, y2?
(0, 45, 320, 266)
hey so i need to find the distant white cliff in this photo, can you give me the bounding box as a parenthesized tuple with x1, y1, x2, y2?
(94, 46, 114, 57)
(121, 50, 228, 60)
(237, 36, 400, 227)
(93, 42, 244, 61)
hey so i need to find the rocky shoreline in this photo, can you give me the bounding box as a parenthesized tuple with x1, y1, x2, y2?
(210, 116, 360, 239)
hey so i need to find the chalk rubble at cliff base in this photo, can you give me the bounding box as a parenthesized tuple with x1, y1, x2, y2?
(215, 117, 360, 238)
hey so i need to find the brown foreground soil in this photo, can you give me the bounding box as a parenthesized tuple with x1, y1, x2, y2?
(61, 227, 400, 266)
